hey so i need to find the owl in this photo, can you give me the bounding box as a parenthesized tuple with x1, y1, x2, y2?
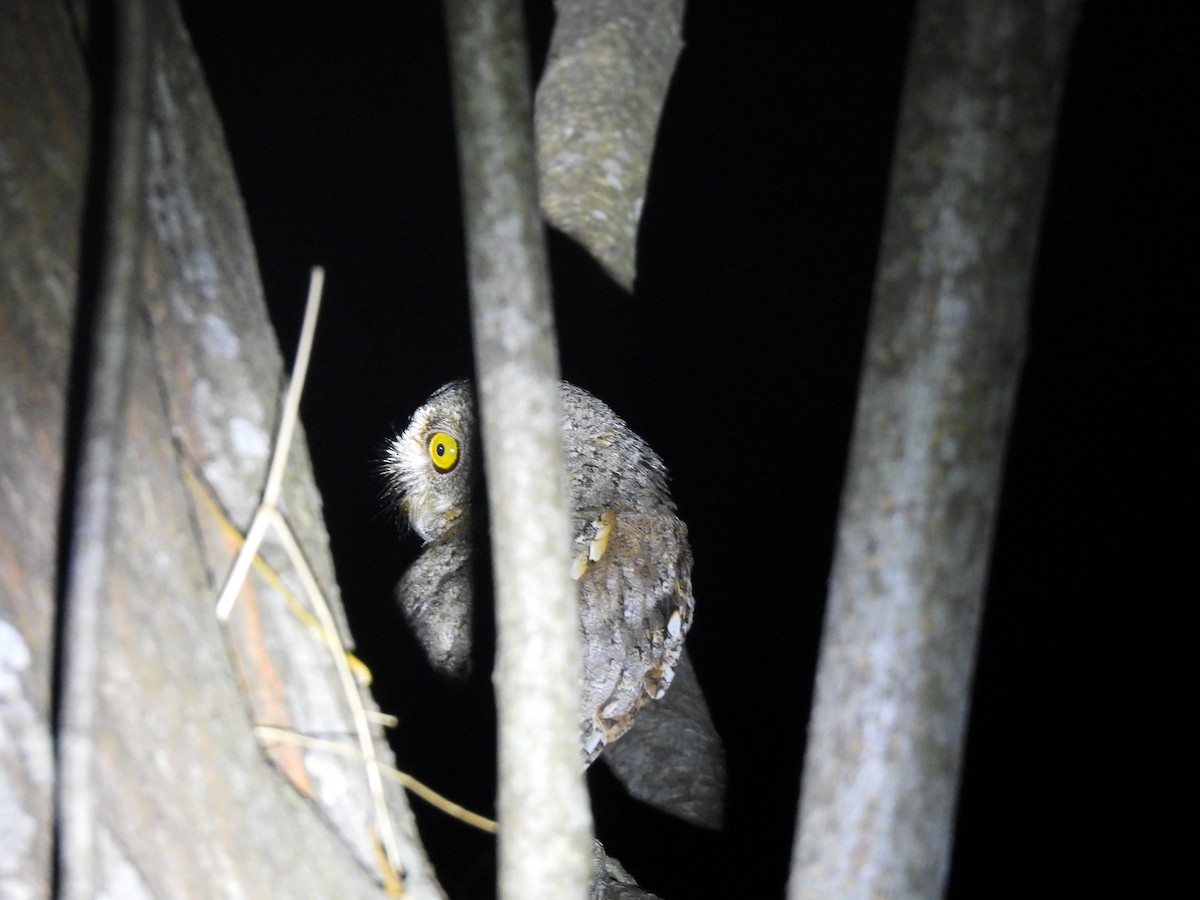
(383, 380, 694, 766)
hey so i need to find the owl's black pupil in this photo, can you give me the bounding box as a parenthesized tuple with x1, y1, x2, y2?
(435, 442, 445, 457)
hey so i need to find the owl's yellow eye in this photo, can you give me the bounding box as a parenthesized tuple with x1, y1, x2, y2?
(427, 432, 460, 473)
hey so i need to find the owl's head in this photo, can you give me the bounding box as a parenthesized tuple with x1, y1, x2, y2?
(383, 380, 475, 542)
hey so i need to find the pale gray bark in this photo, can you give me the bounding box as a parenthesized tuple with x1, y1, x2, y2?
(789, 1, 1080, 897)
(1, 1, 440, 896)
(0, 1, 82, 892)
(535, 0, 685, 290)
(444, 0, 593, 897)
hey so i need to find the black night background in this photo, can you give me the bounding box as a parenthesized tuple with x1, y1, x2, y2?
(177, 3, 1188, 896)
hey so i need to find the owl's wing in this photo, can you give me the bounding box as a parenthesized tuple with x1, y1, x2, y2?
(574, 507, 693, 765)
(396, 523, 474, 676)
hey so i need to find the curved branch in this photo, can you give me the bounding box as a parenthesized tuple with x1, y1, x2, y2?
(535, 0, 685, 289)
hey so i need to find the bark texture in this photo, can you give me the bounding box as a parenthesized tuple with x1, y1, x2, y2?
(0, 2, 82, 893)
(535, 0, 685, 290)
(1, 2, 440, 896)
(789, 1, 1080, 896)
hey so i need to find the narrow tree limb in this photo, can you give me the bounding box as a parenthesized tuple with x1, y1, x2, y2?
(444, 0, 593, 897)
(789, 2, 1080, 896)
(56, 2, 147, 894)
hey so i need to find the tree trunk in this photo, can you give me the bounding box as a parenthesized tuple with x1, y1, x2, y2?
(1, 1, 440, 895)
(789, 1, 1080, 896)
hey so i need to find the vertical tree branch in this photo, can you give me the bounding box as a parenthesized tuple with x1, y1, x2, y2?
(56, 1, 147, 894)
(789, 1, 1080, 896)
(444, 1, 592, 897)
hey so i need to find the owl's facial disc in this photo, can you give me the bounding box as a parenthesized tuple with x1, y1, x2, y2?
(386, 381, 474, 542)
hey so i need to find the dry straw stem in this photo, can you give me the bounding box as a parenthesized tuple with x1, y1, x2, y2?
(213, 267, 403, 879)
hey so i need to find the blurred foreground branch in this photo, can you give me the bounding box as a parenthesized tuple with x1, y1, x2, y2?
(789, 2, 1080, 896)
(444, 0, 593, 896)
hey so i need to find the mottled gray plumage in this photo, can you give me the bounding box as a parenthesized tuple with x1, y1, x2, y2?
(384, 380, 694, 766)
